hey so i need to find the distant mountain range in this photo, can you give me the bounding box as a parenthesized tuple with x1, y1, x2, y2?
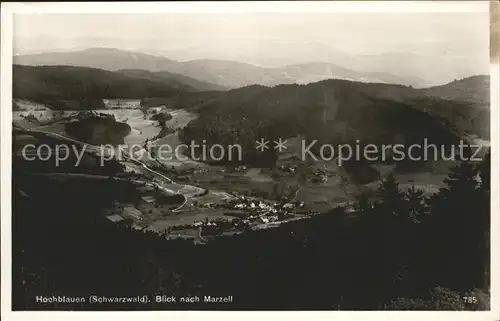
(16, 47, 432, 89)
(15, 37, 488, 87)
(143, 40, 488, 87)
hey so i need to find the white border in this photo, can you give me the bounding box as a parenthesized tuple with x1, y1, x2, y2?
(489, 61, 500, 321)
(1, 2, 498, 321)
(1, 2, 14, 319)
(0, 1, 490, 13)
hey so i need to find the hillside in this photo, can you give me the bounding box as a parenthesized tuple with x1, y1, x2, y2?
(414, 75, 490, 139)
(14, 48, 422, 88)
(65, 114, 131, 145)
(12, 65, 186, 109)
(329, 75, 490, 139)
(419, 75, 490, 103)
(116, 69, 226, 91)
(180, 79, 465, 167)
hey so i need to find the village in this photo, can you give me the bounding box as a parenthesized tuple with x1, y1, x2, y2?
(13, 100, 348, 243)
(159, 189, 321, 241)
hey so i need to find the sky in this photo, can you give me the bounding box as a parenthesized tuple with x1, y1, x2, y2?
(13, 10, 489, 66)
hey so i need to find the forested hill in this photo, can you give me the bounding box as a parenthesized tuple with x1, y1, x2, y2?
(116, 69, 227, 92)
(12, 65, 203, 109)
(181, 77, 489, 166)
(180, 75, 489, 165)
(344, 75, 490, 138)
(414, 75, 490, 139)
(419, 75, 490, 104)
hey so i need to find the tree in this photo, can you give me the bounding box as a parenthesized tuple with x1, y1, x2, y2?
(297, 164, 311, 186)
(354, 192, 373, 214)
(477, 151, 490, 193)
(272, 182, 285, 200)
(426, 159, 486, 290)
(476, 151, 491, 290)
(385, 287, 467, 310)
(378, 174, 405, 216)
(404, 186, 428, 223)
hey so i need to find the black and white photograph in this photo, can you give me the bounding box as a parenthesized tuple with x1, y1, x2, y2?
(1, 1, 499, 319)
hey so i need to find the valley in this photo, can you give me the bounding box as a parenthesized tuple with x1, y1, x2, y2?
(13, 68, 489, 242)
(13, 100, 326, 241)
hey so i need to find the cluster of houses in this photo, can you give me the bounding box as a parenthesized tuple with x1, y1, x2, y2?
(200, 195, 306, 226)
(278, 164, 297, 174)
(308, 168, 334, 184)
(214, 166, 248, 174)
(103, 99, 141, 109)
(178, 195, 318, 238)
(174, 167, 210, 182)
(233, 165, 248, 173)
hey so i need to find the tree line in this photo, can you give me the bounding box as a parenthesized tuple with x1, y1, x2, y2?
(12, 152, 490, 310)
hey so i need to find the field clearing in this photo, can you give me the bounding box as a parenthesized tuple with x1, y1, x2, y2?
(14, 99, 49, 110)
(165, 229, 200, 240)
(93, 108, 161, 146)
(288, 171, 356, 211)
(34, 123, 66, 134)
(13, 110, 57, 123)
(191, 169, 276, 196)
(149, 108, 204, 168)
(277, 135, 304, 162)
(295, 186, 354, 211)
(103, 99, 141, 109)
(151, 133, 207, 168)
(146, 208, 230, 232)
(164, 108, 198, 130)
(393, 171, 449, 196)
(160, 183, 205, 197)
(243, 168, 274, 182)
(13, 100, 79, 124)
(194, 190, 234, 204)
(177, 185, 206, 197)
